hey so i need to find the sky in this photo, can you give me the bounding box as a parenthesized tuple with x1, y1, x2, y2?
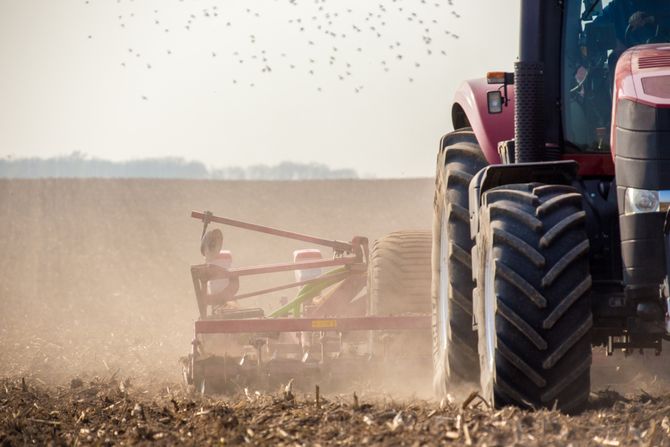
(0, 0, 519, 178)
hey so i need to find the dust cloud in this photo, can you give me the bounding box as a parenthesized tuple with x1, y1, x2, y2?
(4, 179, 670, 446)
(1, 178, 669, 396)
(0, 178, 435, 390)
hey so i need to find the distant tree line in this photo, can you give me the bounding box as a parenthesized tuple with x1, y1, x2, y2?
(0, 152, 358, 180)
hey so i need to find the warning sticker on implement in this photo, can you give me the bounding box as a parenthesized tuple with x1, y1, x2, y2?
(311, 319, 337, 329)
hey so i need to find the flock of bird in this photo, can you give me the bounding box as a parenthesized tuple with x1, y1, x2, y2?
(85, 0, 462, 99)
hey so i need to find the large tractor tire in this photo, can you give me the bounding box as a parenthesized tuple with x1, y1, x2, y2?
(432, 129, 487, 396)
(368, 231, 432, 379)
(474, 183, 592, 412)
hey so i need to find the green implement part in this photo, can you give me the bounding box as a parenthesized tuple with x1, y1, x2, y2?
(269, 267, 350, 317)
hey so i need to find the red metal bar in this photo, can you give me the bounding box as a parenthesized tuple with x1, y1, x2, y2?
(192, 257, 359, 280)
(194, 315, 431, 334)
(229, 258, 358, 276)
(205, 271, 352, 304)
(192, 211, 353, 252)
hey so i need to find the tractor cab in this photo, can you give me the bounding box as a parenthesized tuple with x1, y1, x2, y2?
(563, 0, 670, 152)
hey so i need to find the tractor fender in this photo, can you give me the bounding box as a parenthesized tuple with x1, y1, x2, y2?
(468, 161, 580, 240)
(452, 78, 515, 165)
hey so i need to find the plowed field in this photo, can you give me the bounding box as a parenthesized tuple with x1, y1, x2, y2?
(1, 178, 669, 446)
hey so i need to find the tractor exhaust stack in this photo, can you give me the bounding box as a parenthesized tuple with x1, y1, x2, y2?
(514, 0, 545, 163)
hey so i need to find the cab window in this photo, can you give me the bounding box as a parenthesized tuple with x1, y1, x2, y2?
(562, 0, 670, 152)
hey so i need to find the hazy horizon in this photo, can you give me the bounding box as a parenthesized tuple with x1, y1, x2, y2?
(0, 0, 519, 178)
(0, 152, 365, 179)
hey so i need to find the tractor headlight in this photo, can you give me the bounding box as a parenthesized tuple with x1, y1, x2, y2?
(487, 91, 503, 114)
(625, 188, 660, 215)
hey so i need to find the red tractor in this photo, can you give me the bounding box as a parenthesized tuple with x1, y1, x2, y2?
(432, 0, 670, 412)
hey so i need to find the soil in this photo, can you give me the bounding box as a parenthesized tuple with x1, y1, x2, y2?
(2, 377, 670, 446)
(1, 178, 670, 446)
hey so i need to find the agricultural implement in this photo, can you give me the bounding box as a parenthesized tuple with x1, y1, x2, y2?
(183, 211, 433, 394)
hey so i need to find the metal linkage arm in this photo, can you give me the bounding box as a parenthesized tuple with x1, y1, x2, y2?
(192, 211, 353, 253)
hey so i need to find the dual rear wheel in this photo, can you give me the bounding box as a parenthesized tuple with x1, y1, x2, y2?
(432, 130, 593, 412)
(432, 130, 487, 393)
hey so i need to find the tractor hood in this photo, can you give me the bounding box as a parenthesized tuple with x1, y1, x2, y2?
(612, 44, 670, 161)
(613, 44, 670, 292)
(614, 44, 670, 110)
(613, 44, 670, 185)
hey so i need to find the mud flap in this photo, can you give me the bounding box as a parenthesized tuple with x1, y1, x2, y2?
(468, 161, 578, 239)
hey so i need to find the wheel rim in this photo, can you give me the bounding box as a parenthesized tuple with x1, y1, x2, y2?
(438, 207, 451, 371)
(483, 246, 496, 396)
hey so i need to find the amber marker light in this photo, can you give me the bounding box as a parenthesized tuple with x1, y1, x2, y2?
(487, 71, 506, 84)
